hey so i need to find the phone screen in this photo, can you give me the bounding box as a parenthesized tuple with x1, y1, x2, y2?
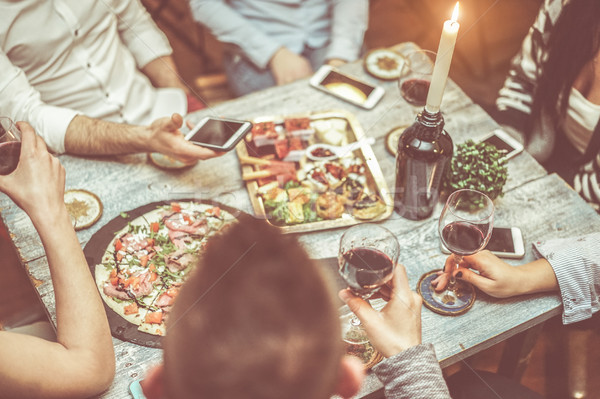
(485, 227, 515, 253)
(188, 119, 247, 147)
(319, 70, 374, 104)
(482, 134, 516, 153)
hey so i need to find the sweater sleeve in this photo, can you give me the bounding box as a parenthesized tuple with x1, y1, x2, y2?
(533, 232, 600, 325)
(372, 343, 451, 399)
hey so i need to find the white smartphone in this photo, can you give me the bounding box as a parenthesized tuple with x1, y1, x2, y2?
(440, 226, 525, 259)
(184, 116, 252, 151)
(480, 128, 524, 160)
(309, 65, 385, 109)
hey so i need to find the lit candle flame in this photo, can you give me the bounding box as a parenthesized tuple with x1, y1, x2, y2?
(451, 2, 459, 22)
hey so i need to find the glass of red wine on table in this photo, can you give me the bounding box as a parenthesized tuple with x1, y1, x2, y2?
(338, 223, 400, 345)
(418, 189, 494, 316)
(0, 117, 22, 176)
(399, 49, 436, 107)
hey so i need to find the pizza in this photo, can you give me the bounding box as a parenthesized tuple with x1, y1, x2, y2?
(95, 201, 235, 336)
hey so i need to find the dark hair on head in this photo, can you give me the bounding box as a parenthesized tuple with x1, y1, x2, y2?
(531, 0, 600, 131)
(163, 214, 343, 399)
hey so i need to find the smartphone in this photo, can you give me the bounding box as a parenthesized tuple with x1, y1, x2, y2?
(440, 226, 525, 259)
(184, 116, 252, 151)
(129, 380, 146, 399)
(480, 129, 524, 160)
(309, 65, 385, 109)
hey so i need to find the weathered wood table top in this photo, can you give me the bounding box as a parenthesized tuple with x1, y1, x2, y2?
(2, 42, 599, 398)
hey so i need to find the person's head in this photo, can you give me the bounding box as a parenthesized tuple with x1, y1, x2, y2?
(142, 215, 364, 399)
(532, 0, 600, 128)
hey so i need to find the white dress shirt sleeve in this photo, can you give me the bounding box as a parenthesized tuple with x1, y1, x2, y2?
(533, 232, 600, 325)
(110, 0, 173, 69)
(188, 0, 281, 69)
(326, 0, 368, 63)
(0, 52, 78, 154)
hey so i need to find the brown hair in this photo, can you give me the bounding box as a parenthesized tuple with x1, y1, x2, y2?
(163, 215, 343, 399)
(531, 0, 600, 131)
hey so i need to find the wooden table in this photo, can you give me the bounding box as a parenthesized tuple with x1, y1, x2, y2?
(2, 42, 599, 398)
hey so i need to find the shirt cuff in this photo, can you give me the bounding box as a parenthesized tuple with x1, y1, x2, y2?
(372, 343, 450, 398)
(34, 107, 79, 154)
(325, 38, 362, 63)
(533, 235, 600, 324)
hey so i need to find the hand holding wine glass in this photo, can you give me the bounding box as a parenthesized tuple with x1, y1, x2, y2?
(417, 189, 494, 315)
(0, 117, 22, 175)
(338, 224, 400, 344)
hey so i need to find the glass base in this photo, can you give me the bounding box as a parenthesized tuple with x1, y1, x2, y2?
(340, 312, 370, 345)
(417, 270, 476, 316)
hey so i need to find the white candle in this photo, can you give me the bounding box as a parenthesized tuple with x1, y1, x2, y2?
(425, 2, 460, 114)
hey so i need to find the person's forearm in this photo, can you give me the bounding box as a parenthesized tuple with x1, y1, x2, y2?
(64, 114, 150, 155)
(516, 258, 559, 295)
(33, 207, 114, 362)
(141, 56, 188, 92)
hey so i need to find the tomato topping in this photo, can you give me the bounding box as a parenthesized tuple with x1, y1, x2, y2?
(114, 239, 123, 251)
(116, 253, 123, 262)
(182, 214, 192, 224)
(124, 303, 139, 315)
(110, 269, 117, 278)
(171, 203, 181, 212)
(150, 222, 160, 233)
(110, 277, 119, 286)
(139, 255, 149, 267)
(149, 264, 156, 272)
(149, 272, 158, 283)
(147, 238, 155, 247)
(145, 311, 163, 324)
(206, 207, 221, 217)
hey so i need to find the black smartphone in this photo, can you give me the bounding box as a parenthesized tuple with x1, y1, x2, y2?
(309, 65, 385, 109)
(480, 129, 524, 160)
(184, 116, 252, 151)
(440, 226, 525, 259)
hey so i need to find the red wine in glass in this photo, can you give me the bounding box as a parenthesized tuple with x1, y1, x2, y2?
(340, 247, 394, 298)
(0, 141, 21, 175)
(400, 78, 430, 106)
(441, 222, 485, 256)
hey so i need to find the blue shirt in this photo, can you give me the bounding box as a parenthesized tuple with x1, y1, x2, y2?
(189, 0, 368, 69)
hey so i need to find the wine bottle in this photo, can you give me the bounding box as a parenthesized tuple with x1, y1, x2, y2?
(394, 109, 453, 220)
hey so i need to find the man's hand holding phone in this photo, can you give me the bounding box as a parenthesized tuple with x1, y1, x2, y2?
(184, 116, 252, 152)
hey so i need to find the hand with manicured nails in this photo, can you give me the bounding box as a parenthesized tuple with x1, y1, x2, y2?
(431, 250, 558, 298)
(339, 263, 422, 358)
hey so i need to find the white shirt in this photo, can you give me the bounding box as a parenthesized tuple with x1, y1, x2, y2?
(563, 88, 600, 155)
(189, 0, 368, 69)
(0, 0, 186, 153)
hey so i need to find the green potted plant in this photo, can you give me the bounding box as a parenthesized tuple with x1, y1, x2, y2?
(442, 139, 508, 208)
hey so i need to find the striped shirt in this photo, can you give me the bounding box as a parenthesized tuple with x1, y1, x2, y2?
(534, 232, 600, 324)
(373, 344, 451, 399)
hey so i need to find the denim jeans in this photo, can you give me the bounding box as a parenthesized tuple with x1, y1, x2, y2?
(223, 45, 328, 97)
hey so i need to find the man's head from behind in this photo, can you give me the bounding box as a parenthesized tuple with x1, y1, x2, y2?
(142, 215, 363, 399)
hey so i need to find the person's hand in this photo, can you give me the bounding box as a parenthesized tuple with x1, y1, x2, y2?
(0, 122, 66, 224)
(269, 47, 314, 86)
(339, 263, 422, 358)
(147, 113, 222, 163)
(326, 58, 347, 68)
(431, 250, 549, 298)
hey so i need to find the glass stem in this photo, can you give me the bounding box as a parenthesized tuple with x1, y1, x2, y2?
(447, 253, 463, 291)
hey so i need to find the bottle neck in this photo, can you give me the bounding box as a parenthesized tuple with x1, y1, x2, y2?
(417, 108, 443, 127)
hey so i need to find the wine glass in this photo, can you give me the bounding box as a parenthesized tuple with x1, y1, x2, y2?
(338, 223, 400, 344)
(398, 50, 436, 107)
(0, 117, 22, 176)
(418, 189, 494, 315)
